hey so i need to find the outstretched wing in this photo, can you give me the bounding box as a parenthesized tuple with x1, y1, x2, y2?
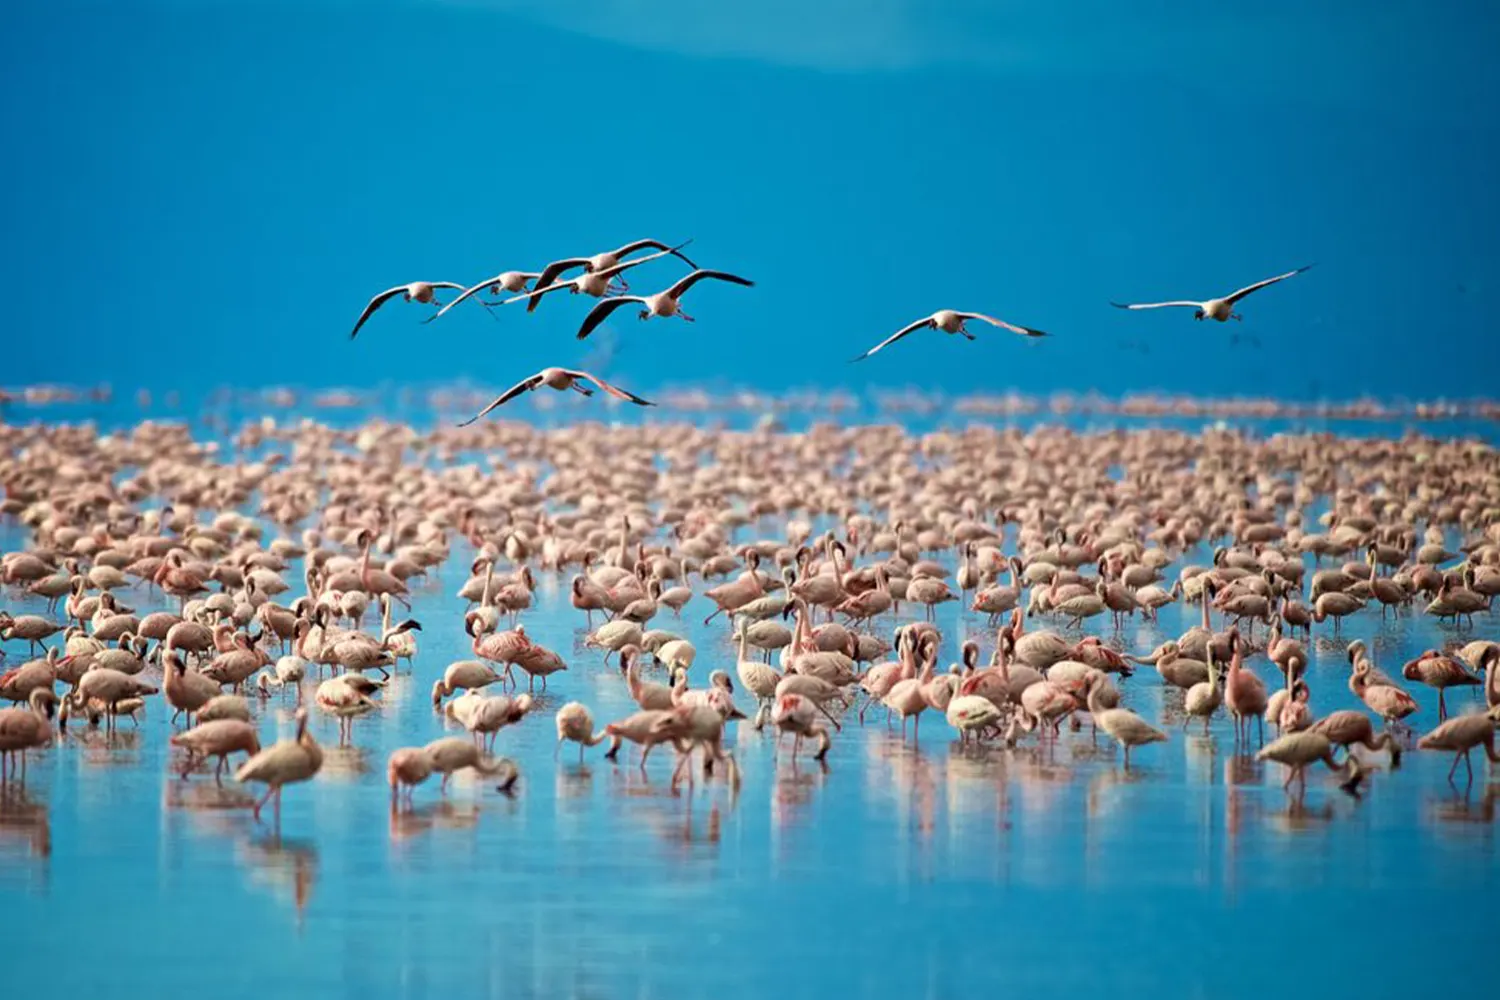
(526, 258, 590, 312)
(849, 317, 934, 362)
(576, 296, 646, 340)
(567, 370, 655, 406)
(956, 312, 1048, 338)
(596, 240, 695, 279)
(611, 238, 698, 269)
(1225, 264, 1314, 305)
(501, 276, 575, 306)
(1109, 300, 1202, 311)
(429, 276, 504, 322)
(349, 286, 409, 340)
(457, 375, 544, 426)
(663, 269, 755, 299)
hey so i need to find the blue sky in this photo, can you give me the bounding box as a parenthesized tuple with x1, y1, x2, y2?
(3, 1, 1497, 400)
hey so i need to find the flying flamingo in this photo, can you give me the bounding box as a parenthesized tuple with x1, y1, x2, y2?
(528, 238, 699, 309)
(574, 269, 755, 340)
(851, 309, 1046, 361)
(1110, 265, 1312, 322)
(348, 281, 469, 339)
(459, 368, 654, 423)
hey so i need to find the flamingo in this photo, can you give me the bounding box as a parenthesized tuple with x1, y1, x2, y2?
(1110, 265, 1312, 322)
(0, 689, 56, 783)
(459, 368, 654, 423)
(1256, 730, 1359, 796)
(574, 269, 755, 340)
(170, 719, 260, 785)
(527, 238, 698, 308)
(851, 310, 1046, 361)
(770, 693, 833, 761)
(348, 281, 468, 339)
(235, 708, 323, 826)
(1416, 708, 1500, 785)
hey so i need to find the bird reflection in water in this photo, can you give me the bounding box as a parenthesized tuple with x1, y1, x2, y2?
(237, 834, 317, 924)
(1085, 762, 1148, 823)
(1222, 754, 1261, 788)
(0, 786, 50, 863)
(607, 767, 734, 853)
(318, 744, 373, 781)
(1264, 795, 1339, 832)
(162, 778, 256, 815)
(388, 799, 484, 844)
(557, 763, 596, 801)
(1427, 784, 1498, 827)
(942, 742, 1008, 836)
(1008, 746, 1075, 818)
(1182, 731, 1221, 785)
(770, 756, 828, 833)
(72, 728, 144, 768)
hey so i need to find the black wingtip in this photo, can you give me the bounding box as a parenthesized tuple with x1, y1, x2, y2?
(1108, 301, 1132, 310)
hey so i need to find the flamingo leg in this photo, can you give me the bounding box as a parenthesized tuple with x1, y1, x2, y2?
(251, 784, 276, 820)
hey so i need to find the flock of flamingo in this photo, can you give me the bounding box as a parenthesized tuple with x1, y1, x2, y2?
(344, 235, 1313, 413)
(1, 398, 1498, 835)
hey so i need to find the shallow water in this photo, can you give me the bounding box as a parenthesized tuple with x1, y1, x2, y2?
(2, 414, 1497, 999)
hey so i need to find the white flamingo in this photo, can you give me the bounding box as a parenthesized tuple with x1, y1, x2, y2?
(852, 309, 1046, 361)
(1110, 265, 1312, 322)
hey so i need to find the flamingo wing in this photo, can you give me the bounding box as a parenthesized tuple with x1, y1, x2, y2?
(663, 268, 754, 299)
(954, 312, 1048, 338)
(608, 238, 698, 269)
(566, 370, 655, 406)
(428, 276, 505, 322)
(850, 316, 934, 362)
(500, 276, 577, 306)
(576, 296, 647, 340)
(1224, 264, 1314, 304)
(1109, 300, 1203, 311)
(458, 374, 545, 426)
(348, 286, 410, 340)
(525, 258, 591, 312)
(596, 240, 696, 279)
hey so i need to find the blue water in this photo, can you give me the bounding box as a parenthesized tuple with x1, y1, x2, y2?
(1, 407, 1496, 999)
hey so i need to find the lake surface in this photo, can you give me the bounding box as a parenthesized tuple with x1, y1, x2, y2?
(1, 405, 1496, 999)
